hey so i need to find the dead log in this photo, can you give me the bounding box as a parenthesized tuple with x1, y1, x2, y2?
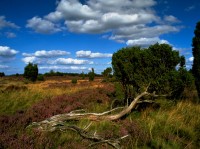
(29, 90, 149, 131)
(29, 86, 152, 130)
(28, 85, 164, 148)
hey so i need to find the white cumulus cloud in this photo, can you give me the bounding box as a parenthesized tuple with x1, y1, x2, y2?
(27, 0, 181, 47)
(0, 16, 19, 29)
(22, 56, 37, 64)
(164, 15, 180, 23)
(189, 57, 194, 62)
(26, 17, 61, 34)
(23, 50, 70, 58)
(110, 25, 179, 41)
(0, 46, 18, 57)
(39, 66, 87, 70)
(76, 50, 112, 58)
(50, 58, 93, 65)
(126, 37, 169, 47)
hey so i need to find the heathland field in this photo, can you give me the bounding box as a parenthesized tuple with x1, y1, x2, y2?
(0, 76, 200, 149)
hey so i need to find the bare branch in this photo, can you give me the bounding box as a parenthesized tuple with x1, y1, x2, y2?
(83, 122, 92, 131)
(60, 125, 123, 149)
(137, 100, 155, 104)
(28, 84, 160, 148)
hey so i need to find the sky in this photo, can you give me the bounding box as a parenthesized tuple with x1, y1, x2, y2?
(0, 0, 199, 75)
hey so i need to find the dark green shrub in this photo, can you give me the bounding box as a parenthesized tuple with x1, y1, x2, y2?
(80, 71, 85, 80)
(37, 75, 45, 81)
(23, 63, 38, 82)
(102, 67, 112, 81)
(112, 43, 193, 102)
(88, 68, 95, 81)
(71, 78, 77, 84)
(0, 72, 5, 77)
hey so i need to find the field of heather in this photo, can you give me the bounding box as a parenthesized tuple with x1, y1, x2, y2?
(0, 76, 200, 149)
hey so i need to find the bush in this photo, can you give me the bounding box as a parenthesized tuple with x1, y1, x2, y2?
(71, 78, 77, 84)
(37, 75, 45, 81)
(23, 63, 38, 82)
(112, 43, 193, 101)
(0, 72, 5, 77)
(88, 68, 95, 81)
(80, 72, 85, 80)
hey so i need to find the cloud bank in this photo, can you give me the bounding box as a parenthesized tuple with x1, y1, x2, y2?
(26, 0, 181, 47)
(22, 49, 94, 69)
(22, 50, 70, 58)
(76, 50, 112, 58)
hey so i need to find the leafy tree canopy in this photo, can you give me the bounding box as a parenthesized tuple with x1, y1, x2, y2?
(112, 43, 193, 100)
(192, 21, 200, 99)
(24, 63, 38, 82)
(102, 67, 112, 78)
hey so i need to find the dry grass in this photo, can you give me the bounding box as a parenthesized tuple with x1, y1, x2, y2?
(0, 76, 200, 148)
(0, 77, 109, 115)
(135, 99, 200, 148)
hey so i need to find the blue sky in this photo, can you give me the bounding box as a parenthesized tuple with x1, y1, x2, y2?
(0, 0, 199, 75)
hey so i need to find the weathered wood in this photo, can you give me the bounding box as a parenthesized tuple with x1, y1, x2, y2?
(28, 85, 162, 148)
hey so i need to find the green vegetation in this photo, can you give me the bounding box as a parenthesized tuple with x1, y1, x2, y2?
(71, 78, 77, 84)
(24, 63, 38, 82)
(102, 67, 112, 81)
(0, 72, 5, 77)
(112, 43, 194, 103)
(0, 77, 199, 148)
(88, 67, 95, 81)
(80, 71, 85, 79)
(37, 74, 45, 81)
(192, 21, 200, 100)
(0, 23, 200, 148)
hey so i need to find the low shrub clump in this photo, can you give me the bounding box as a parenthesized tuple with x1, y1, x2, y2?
(71, 78, 77, 84)
(37, 75, 45, 81)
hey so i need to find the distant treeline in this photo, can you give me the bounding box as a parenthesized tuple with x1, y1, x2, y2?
(6, 71, 102, 77)
(43, 70, 102, 77)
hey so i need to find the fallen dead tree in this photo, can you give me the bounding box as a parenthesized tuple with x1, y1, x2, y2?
(28, 85, 164, 148)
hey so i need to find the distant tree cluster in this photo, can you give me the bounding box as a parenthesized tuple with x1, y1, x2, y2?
(0, 72, 5, 77)
(102, 67, 112, 78)
(44, 70, 65, 76)
(24, 63, 38, 82)
(112, 43, 194, 103)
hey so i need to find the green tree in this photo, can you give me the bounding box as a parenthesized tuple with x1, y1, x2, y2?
(88, 68, 95, 81)
(180, 56, 186, 68)
(192, 21, 200, 99)
(102, 67, 112, 79)
(80, 71, 85, 79)
(24, 63, 38, 82)
(0, 72, 5, 77)
(112, 43, 193, 103)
